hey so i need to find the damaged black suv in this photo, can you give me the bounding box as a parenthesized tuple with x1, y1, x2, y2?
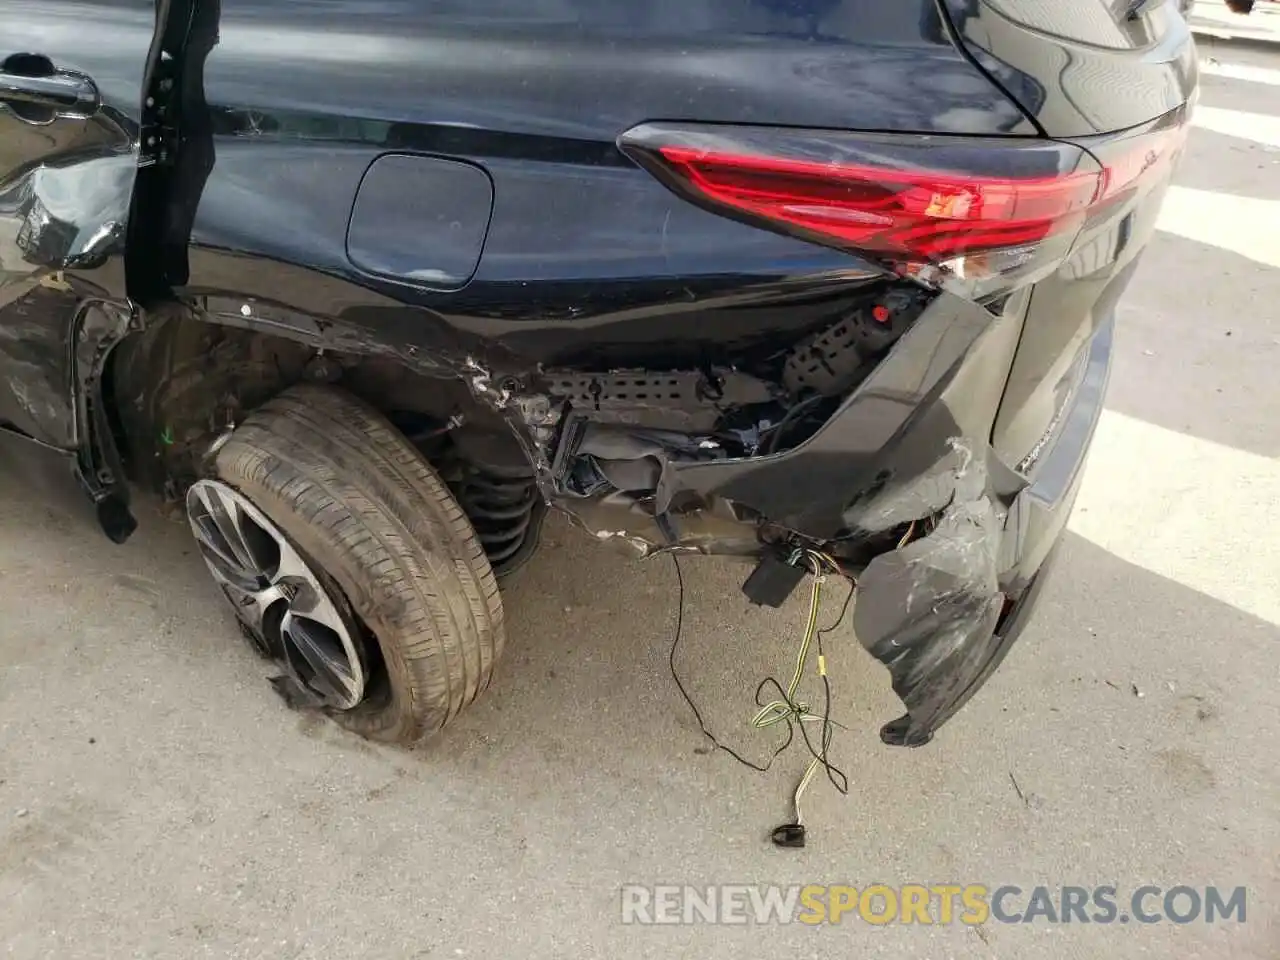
(1, 0, 1195, 746)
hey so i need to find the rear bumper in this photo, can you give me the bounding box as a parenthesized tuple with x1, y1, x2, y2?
(855, 313, 1112, 746)
(550, 291, 1112, 746)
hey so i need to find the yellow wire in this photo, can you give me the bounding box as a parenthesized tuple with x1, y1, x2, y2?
(812, 550, 844, 575)
(897, 519, 917, 550)
(750, 551, 860, 825)
(794, 756, 823, 824)
(751, 555, 834, 731)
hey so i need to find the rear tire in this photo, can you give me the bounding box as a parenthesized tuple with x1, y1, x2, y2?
(212, 384, 505, 742)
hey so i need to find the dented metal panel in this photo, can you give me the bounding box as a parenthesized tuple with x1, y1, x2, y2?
(0, 113, 135, 447)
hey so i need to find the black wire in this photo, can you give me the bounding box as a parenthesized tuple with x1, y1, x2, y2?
(748, 576, 855, 797)
(761, 395, 826, 456)
(667, 554, 857, 795)
(668, 555, 793, 772)
(809, 579, 857, 795)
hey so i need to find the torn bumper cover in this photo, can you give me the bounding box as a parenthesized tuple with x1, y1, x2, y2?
(852, 444, 1015, 748)
(851, 310, 1109, 747)
(538, 291, 1112, 746)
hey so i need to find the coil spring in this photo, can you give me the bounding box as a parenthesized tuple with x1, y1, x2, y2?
(454, 461, 543, 574)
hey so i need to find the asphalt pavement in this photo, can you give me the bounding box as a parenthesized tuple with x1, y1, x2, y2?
(2, 41, 1279, 960)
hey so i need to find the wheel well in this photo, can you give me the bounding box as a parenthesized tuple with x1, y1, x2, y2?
(106, 307, 510, 500)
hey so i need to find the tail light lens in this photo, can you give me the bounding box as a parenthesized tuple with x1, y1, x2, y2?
(620, 119, 1188, 295)
(646, 144, 1099, 260)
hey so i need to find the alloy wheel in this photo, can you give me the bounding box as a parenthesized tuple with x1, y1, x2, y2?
(185, 479, 368, 710)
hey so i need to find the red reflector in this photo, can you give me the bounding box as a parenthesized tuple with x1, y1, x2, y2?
(654, 144, 1101, 263)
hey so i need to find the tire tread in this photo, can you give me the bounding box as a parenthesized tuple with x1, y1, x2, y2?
(213, 384, 504, 741)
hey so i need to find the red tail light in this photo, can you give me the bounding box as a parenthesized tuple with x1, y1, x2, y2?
(620, 119, 1188, 288)
(651, 144, 1100, 262)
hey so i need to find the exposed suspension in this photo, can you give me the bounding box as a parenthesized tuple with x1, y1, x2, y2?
(446, 431, 545, 577)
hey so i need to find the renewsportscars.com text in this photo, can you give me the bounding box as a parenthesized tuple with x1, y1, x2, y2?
(620, 884, 1247, 926)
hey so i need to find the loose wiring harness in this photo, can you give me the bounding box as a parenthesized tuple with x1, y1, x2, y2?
(667, 522, 915, 846)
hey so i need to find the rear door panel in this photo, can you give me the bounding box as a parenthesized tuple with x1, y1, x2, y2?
(0, 0, 147, 446)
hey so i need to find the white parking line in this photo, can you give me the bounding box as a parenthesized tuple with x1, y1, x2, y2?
(1157, 186, 1280, 269)
(1070, 410, 1280, 628)
(1199, 58, 1280, 87)
(1192, 104, 1280, 148)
